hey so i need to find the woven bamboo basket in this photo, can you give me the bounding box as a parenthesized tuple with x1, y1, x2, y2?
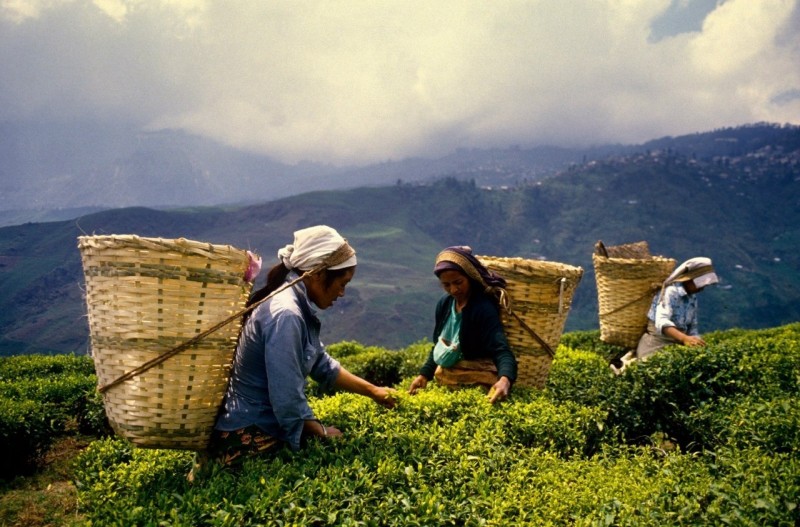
(593, 241, 676, 349)
(78, 235, 253, 450)
(477, 256, 584, 389)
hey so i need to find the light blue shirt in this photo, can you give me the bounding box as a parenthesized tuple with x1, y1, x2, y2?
(440, 301, 462, 346)
(215, 274, 341, 450)
(648, 283, 699, 337)
(432, 301, 463, 367)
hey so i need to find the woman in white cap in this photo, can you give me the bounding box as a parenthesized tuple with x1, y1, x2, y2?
(212, 225, 397, 466)
(612, 257, 719, 375)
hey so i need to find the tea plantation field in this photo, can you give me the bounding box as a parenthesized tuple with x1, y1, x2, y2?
(2, 324, 799, 525)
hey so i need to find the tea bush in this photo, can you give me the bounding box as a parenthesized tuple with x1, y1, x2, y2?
(71, 388, 799, 525)
(73, 437, 194, 523)
(546, 345, 615, 408)
(689, 393, 800, 453)
(71, 321, 800, 524)
(335, 339, 429, 384)
(0, 353, 94, 381)
(0, 374, 96, 421)
(310, 340, 429, 396)
(600, 324, 800, 450)
(5, 324, 800, 524)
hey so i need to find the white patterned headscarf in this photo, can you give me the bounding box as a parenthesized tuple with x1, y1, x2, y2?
(277, 225, 357, 271)
(664, 256, 718, 288)
(659, 256, 718, 304)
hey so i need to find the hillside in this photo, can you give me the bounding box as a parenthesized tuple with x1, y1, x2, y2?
(0, 124, 798, 355)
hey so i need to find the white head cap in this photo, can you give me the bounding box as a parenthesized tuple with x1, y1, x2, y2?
(277, 225, 357, 271)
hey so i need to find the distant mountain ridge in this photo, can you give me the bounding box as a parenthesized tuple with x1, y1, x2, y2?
(0, 123, 798, 355)
(9, 120, 795, 223)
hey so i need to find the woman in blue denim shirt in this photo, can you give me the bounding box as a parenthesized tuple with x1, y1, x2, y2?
(212, 226, 397, 466)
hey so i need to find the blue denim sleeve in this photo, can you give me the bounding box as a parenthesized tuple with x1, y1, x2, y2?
(263, 311, 315, 451)
(309, 351, 341, 393)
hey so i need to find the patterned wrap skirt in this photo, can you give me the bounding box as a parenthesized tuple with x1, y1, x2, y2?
(210, 425, 281, 466)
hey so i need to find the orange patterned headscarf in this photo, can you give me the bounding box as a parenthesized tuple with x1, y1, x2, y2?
(434, 246, 506, 290)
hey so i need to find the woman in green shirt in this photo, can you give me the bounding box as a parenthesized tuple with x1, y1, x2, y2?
(408, 246, 517, 403)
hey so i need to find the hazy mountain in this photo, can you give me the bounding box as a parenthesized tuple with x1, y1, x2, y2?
(5, 118, 796, 225)
(1, 119, 631, 223)
(0, 121, 344, 215)
(0, 123, 798, 356)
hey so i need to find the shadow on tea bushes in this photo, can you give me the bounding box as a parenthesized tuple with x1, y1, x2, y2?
(0, 397, 55, 478)
(558, 329, 628, 362)
(0, 354, 109, 478)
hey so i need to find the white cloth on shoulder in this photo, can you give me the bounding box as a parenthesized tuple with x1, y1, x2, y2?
(277, 225, 357, 271)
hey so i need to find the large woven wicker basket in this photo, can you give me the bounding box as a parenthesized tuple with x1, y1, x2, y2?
(78, 235, 253, 450)
(593, 241, 676, 349)
(477, 256, 584, 389)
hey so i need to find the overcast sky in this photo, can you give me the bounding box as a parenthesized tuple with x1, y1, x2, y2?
(1, 0, 798, 165)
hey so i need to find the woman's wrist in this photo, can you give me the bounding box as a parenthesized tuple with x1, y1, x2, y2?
(366, 384, 380, 400)
(313, 419, 328, 437)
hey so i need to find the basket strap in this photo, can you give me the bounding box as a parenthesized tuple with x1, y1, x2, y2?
(97, 243, 352, 394)
(507, 310, 556, 358)
(598, 283, 660, 318)
(97, 273, 304, 394)
(495, 288, 556, 359)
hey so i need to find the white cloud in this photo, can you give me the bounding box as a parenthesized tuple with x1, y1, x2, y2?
(1, 0, 798, 164)
(92, 0, 126, 23)
(1, 0, 70, 23)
